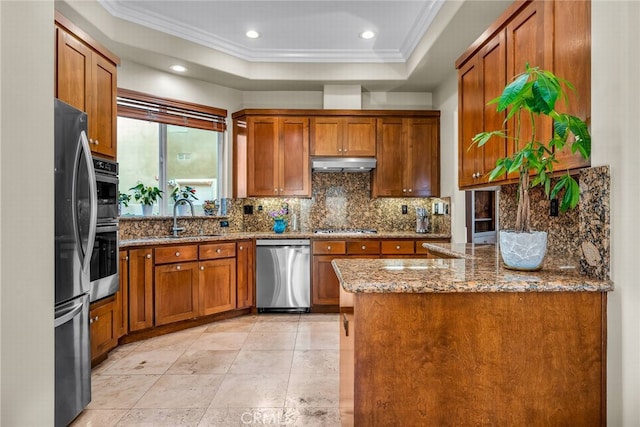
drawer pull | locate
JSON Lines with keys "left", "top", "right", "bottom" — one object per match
{"left": 216, "top": 248, "right": 222, "bottom": 253}
{"left": 176, "top": 265, "right": 181, "bottom": 270}
{"left": 396, "top": 245, "right": 401, "bottom": 250}
{"left": 361, "top": 245, "right": 366, "bottom": 250}
{"left": 146, "top": 254, "right": 151, "bottom": 259}
{"left": 327, "top": 245, "right": 332, "bottom": 250}
{"left": 175, "top": 251, "right": 180, "bottom": 257}
{"left": 200, "top": 266, "right": 205, "bottom": 271}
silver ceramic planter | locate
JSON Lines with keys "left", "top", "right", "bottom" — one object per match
{"left": 499, "top": 230, "right": 548, "bottom": 270}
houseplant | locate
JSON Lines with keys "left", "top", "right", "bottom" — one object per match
{"left": 129, "top": 183, "right": 163, "bottom": 216}
{"left": 472, "top": 64, "right": 591, "bottom": 270}
{"left": 118, "top": 192, "right": 131, "bottom": 216}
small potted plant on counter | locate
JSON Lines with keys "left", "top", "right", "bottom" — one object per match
{"left": 118, "top": 191, "right": 131, "bottom": 216}
{"left": 170, "top": 184, "right": 198, "bottom": 216}
{"left": 129, "top": 182, "right": 163, "bottom": 216}
{"left": 472, "top": 64, "right": 591, "bottom": 270}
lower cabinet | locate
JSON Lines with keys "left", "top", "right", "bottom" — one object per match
{"left": 155, "top": 261, "right": 199, "bottom": 326}
{"left": 89, "top": 296, "right": 117, "bottom": 364}
{"left": 115, "top": 250, "right": 129, "bottom": 339}
{"left": 236, "top": 240, "right": 255, "bottom": 309}
{"left": 128, "top": 248, "right": 154, "bottom": 332}
{"left": 199, "top": 258, "right": 237, "bottom": 316}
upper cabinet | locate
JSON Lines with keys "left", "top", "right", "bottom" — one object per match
{"left": 55, "top": 13, "right": 119, "bottom": 160}
{"left": 373, "top": 116, "right": 440, "bottom": 198}
{"left": 456, "top": 0, "right": 590, "bottom": 190}
{"left": 310, "top": 116, "right": 376, "bottom": 157}
{"left": 238, "top": 114, "right": 311, "bottom": 197}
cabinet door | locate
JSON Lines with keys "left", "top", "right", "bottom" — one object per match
{"left": 343, "top": 118, "right": 376, "bottom": 156}
{"left": 128, "top": 248, "right": 154, "bottom": 331}
{"left": 405, "top": 118, "right": 440, "bottom": 197}
{"left": 199, "top": 258, "right": 237, "bottom": 316}
{"left": 247, "top": 117, "right": 279, "bottom": 196}
{"left": 310, "top": 117, "right": 342, "bottom": 156}
{"left": 155, "top": 262, "right": 199, "bottom": 326}
{"left": 56, "top": 26, "right": 91, "bottom": 114}
{"left": 458, "top": 57, "right": 483, "bottom": 188}
{"left": 90, "top": 297, "right": 117, "bottom": 363}
{"left": 115, "top": 250, "right": 129, "bottom": 339}
{"left": 373, "top": 118, "right": 404, "bottom": 196}
{"left": 312, "top": 255, "right": 341, "bottom": 306}
{"left": 90, "top": 54, "right": 117, "bottom": 158}
{"left": 236, "top": 240, "right": 255, "bottom": 309}
{"left": 550, "top": 0, "right": 591, "bottom": 171}
{"left": 279, "top": 117, "right": 310, "bottom": 196}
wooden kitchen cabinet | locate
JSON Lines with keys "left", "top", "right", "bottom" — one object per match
{"left": 115, "top": 250, "right": 129, "bottom": 339}
{"left": 310, "top": 117, "right": 376, "bottom": 157}
{"left": 456, "top": 0, "right": 590, "bottom": 190}
{"left": 236, "top": 240, "right": 255, "bottom": 309}
{"left": 154, "top": 261, "right": 199, "bottom": 326}
{"left": 89, "top": 295, "right": 117, "bottom": 365}
{"left": 246, "top": 116, "right": 310, "bottom": 197}
{"left": 199, "top": 242, "right": 237, "bottom": 316}
{"left": 128, "top": 248, "right": 154, "bottom": 331}
{"left": 373, "top": 117, "right": 440, "bottom": 197}
{"left": 55, "top": 13, "right": 118, "bottom": 159}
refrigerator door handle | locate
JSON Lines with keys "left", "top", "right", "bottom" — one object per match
{"left": 54, "top": 301, "right": 84, "bottom": 328}
{"left": 72, "top": 130, "right": 98, "bottom": 275}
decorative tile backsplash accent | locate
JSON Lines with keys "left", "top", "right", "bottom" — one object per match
{"left": 498, "top": 166, "right": 610, "bottom": 279}
{"left": 121, "top": 172, "right": 451, "bottom": 239}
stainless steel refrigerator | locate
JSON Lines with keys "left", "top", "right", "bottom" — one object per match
{"left": 54, "top": 99, "right": 95, "bottom": 426}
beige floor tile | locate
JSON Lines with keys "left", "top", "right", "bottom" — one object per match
{"left": 209, "top": 373, "right": 289, "bottom": 408}
{"left": 288, "top": 407, "right": 343, "bottom": 427}
{"left": 251, "top": 321, "right": 300, "bottom": 333}
{"left": 243, "top": 331, "right": 298, "bottom": 350}
{"left": 299, "top": 313, "right": 340, "bottom": 323}
{"left": 102, "top": 350, "right": 184, "bottom": 375}
{"left": 297, "top": 321, "right": 338, "bottom": 334}
{"left": 135, "top": 328, "right": 203, "bottom": 352}
{"left": 295, "top": 331, "right": 339, "bottom": 350}
{"left": 70, "top": 409, "right": 127, "bottom": 427}
{"left": 167, "top": 350, "right": 239, "bottom": 375}
{"left": 255, "top": 313, "right": 301, "bottom": 322}
{"left": 290, "top": 350, "right": 338, "bottom": 376}
{"left": 285, "top": 374, "right": 339, "bottom": 408}
{"left": 134, "top": 374, "right": 224, "bottom": 409}
{"left": 198, "top": 407, "right": 288, "bottom": 427}
{"left": 116, "top": 408, "right": 205, "bottom": 426}
{"left": 88, "top": 375, "right": 160, "bottom": 409}
{"left": 229, "top": 350, "right": 294, "bottom": 374}
{"left": 204, "top": 319, "right": 255, "bottom": 333}
{"left": 188, "top": 332, "right": 249, "bottom": 351}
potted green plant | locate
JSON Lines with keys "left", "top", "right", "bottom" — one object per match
{"left": 170, "top": 185, "right": 198, "bottom": 215}
{"left": 472, "top": 64, "right": 591, "bottom": 270}
{"left": 129, "top": 183, "right": 163, "bottom": 216}
{"left": 118, "top": 191, "right": 131, "bottom": 216}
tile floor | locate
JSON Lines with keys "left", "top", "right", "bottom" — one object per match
{"left": 71, "top": 313, "right": 342, "bottom": 427}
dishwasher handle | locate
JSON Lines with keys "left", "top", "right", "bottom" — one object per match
{"left": 256, "top": 239, "right": 310, "bottom": 246}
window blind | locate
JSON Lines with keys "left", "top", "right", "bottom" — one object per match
{"left": 117, "top": 88, "right": 227, "bottom": 132}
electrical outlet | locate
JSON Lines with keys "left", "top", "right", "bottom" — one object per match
{"left": 550, "top": 199, "right": 559, "bottom": 217}
{"left": 220, "top": 220, "right": 229, "bottom": 228}
{"left": 244, "top": 205, "right": 254, "bottom": 215}
{"left": 401, "top": 205, "right": 408, "bottom": 214}
{"left": 257, "top": 205, "right": 263, "bottom": 212}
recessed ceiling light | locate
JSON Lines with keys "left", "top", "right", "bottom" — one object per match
{"left": 360, "top": 30, "right": 375, "bottom": 40}
{"left": 246, "top": 30, "right": 260, "bottom": 39}
{"left": 170, "top": 64, "right": 187, "bottom": 73}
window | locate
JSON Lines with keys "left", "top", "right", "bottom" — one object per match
{"left": 116, "top": 89, "right": 227, "bottom": 216}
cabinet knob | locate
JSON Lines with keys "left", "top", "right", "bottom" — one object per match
{"left": 216, "top": 248, "right": 221, "bottom": 253}
{"left": 125, "top": 256, "right": 129, "bottom": 261}
{"left": 239, "top": 246, "right": 243, "bottom": 250}
{"left": 146, "top": 254, "right": 151, "bottom": 259}
{"left": 175, "top": 251, "right": 180, "bottom": 257}
{"left": 176, "top": 265, "right": 181, "bottom": 270}
{"left": 361, "top": 245, "right": 366, "bottom": 250}
{"left": 327, "top": 245, "right": 332, "bottom": 250}
{"left": 338, "top": 148, "right": 342, "bottom": 152}
{"left": 396, "top": 245, "right": 401, "bottom": 250}
{"left": 408, "top": 189, "right": 412, "bottom": 193}
{"left": 200, "top": 266, "right": 205, "bottom": 270}
{"left": 403, "top": 189, "right": 407, "bottom": 193}
{"left": 95, "top": 140, "right": 99, "bottom": 145}
{"left": 280, "top": 188, "right": 283, "bottom": 192}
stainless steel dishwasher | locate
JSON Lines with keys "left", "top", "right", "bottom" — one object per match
{"left": 256, "top": 239, "right": 311, "bottom": 312}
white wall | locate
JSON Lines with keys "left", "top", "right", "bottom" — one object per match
{"left": 0, "top": 1, "right": 55, "bottom": 425}
{"left": 591, "top": 1, "right": 640, "bottom": 424}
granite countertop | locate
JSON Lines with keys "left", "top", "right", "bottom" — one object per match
{"left": 332, "top": 243, "right": 614, "bottom": 294}
{"left": 119, "top": 231, "right": 451, "bottom": 248}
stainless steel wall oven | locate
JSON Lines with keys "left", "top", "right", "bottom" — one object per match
{"left": 90, "top": 156, "right": 119, "bottom": 302}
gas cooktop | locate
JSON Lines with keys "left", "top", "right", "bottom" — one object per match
{"left": 313, "top": 229, "right": 378, "bottom": 235}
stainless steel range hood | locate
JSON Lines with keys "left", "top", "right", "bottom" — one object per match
{"left": 311, "top": 157, "right": 377, "bottom": 172}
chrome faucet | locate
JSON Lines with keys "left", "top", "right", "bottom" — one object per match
{"left": 172, "top": 198, "right": 195, "bottom": 237}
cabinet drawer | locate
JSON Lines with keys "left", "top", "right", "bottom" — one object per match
{"left": 346, "top": 240, "right": 380, "bottom": 255}
{"left": 154, "top": 245, "right": 198, "bottom": 264}
{"left": 199, "top": 242, "right": 236, "bottom": 260}
{"left": 313, "top": 241, "right": 346, "bottom": 255}
{"left": 381, "top": 240, "right": 415, "bottom": 255}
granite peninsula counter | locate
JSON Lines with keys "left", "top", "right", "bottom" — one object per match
{"left": 334, "top": 243, "right": 611, "bottom": 426}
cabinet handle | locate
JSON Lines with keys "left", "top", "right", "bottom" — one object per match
{"left": 361, "top": 245, "right": 366, "bottom": 250}
{"left": 327, "top": 245, "right": 332, "bottom": 250}
{"left": 280, "top": 188, "right": 283, "bottom": 192}
{"left": 396, "top": 245, "right": 401, "bottom": 250}
{"left": 176, "top": 265, "right": 181, "bottom": 270}
{"left": 125, "top": 256, "right": 129, "bottom": 261}
{"left": 239, "top": 246, "right": 243, "bottom": 250}
{"left": 408, "top": 189, "right": 412, "bottom": 193}
{"left": 403, "top": 188, "right": 407, "bottom": 193}
{"left": 146, "top": 254, "right": 151, "bottom": 259}
{"left": 338, "top": 148, "right": 342, "bottom": 152}
{"left": 216, "top": 248, "right": 221, "bottom": 253}
{"left": 200, "top": 266, "right": 205, "bottom": 271}
{"left": 175, "top": 251, "right": 180, "bottom": 257}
